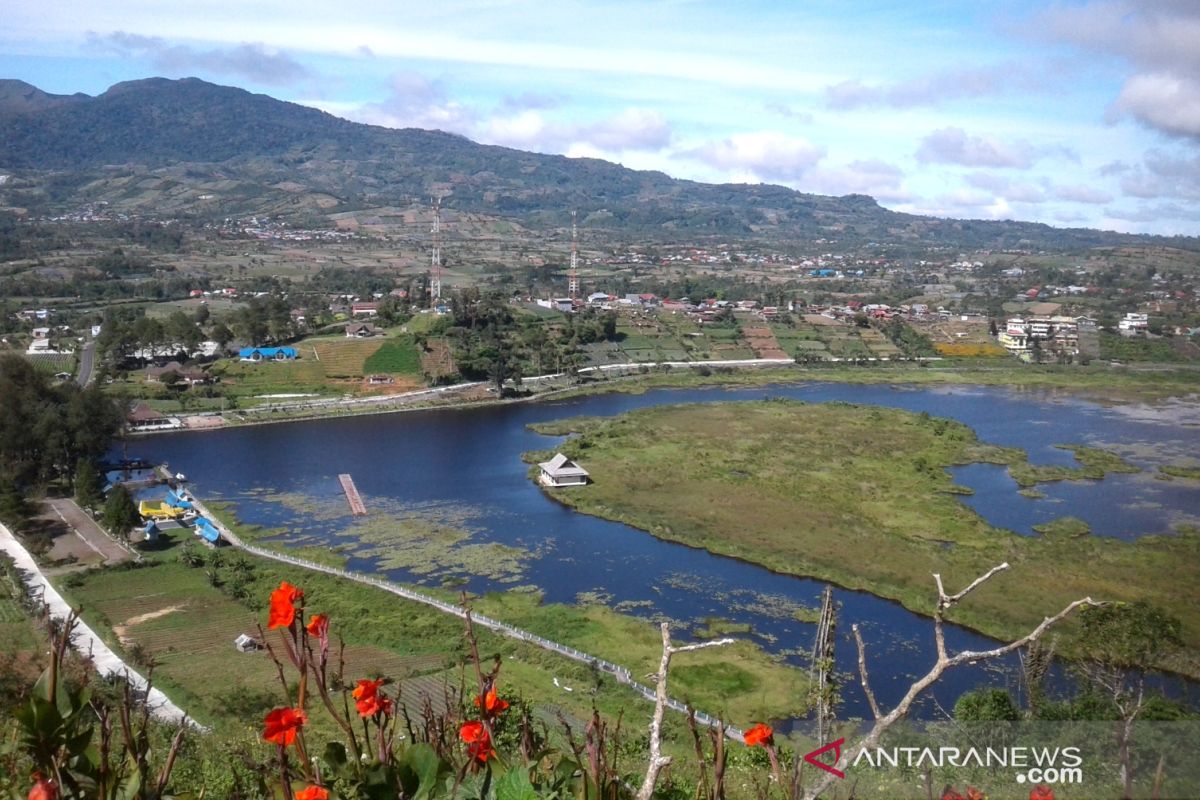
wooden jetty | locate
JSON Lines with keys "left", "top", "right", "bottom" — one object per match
{"left": 338, "top": 474, "right": 367, "bottom": 516}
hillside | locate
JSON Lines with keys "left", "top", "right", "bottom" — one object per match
{"left": 0, "top": 76, "right": 1196, "bottom": 252}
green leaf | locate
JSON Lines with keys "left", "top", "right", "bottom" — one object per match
{"left": 495, "top": 767, "right": 538, "bottom": 800}
{"left": 33, "top": 667, "right": 53, "bottom": 702}
{"left": 321, "top": 740, "right": 349, "bottom": 773}
{"left": 399, "top": 743, "right": 450, "bottom": 800}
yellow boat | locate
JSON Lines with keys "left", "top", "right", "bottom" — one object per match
{"left": 138, "top": 500, "right": 188, "bottom": 520}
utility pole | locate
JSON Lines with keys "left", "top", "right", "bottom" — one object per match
{"left": 568, "top": 210, "right": 579, "bottom": 300}
{"left": 429, "top": 197, "right": 442, "bottom": 308}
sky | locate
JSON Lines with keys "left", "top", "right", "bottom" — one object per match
{"left": 2, "top": 1, "right": 1199, "bottom": 237}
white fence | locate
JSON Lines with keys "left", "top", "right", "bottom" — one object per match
{"left": 191, "top": 496, "right": 742, "bottom": 740}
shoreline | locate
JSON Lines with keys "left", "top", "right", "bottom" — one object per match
{"left": 134, "top": 361, "right": 1200, "bottom": 437}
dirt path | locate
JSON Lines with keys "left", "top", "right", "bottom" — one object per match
{"left": 44, "top": 498, "right": 135, "bottom": 565}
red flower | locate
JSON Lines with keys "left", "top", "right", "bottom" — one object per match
{"left": 966, "top": 788, "right": 986, "bottom": 800}
{"left": 474, "top": 685, "right": 509, "bottom": 717}
{"left": 305, "top": 613, "right": 329, "bottom": 638}
{"left": 352, "top": 678, "right": 391, "bottom": 717}
{"left": 460, "top": 720, "right": 495, "bottom": 763}
{"left": 295, "top": 786, "right": 329, "bottom": 800}
{"left": 742, "top": 723, "right": 774, "bottom": 747}
{"left": 27, "top": 774, "right": 57, "bottom": 800}
{"left": 262, "top": 706, "right": 307, "bottom": 746}
{"left": 1028, "top": 786, "right": 1054, "bottom": 800}
{"left": 941, "top": 789, "right": 965, "bottom": 800}
{"left": 268, "top": 581, "right": 303, "bottom": 630}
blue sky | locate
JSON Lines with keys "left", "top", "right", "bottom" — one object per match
{"left": 3, "top": 1, "right": 1199, "bottom": 236}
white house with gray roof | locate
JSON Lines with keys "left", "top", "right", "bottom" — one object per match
{"left": 538, "top": 453, "right": 590, "bottom": 487}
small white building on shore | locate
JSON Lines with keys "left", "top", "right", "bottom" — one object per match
{"left": 538, "top": 453, "right": 590, "bottom": 487}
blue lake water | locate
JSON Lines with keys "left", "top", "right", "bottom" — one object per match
{"left": 128, "top": 382, "right": 1200, "bottom": 721}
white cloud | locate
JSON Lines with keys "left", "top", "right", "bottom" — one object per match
{"left": 916, "top": 127, "right": 1042, "bottom": 169}
{"left": 804, "top": 159, "right": 909, "bottom": 201}
{"left": 1109, "top": 72, "right": 1200, "bottom": 139}
{"left": 684, "top": 132, "right": 825, "bottom": 183}
{"left": 1037, "top": 1, "right": 1200, "bottom": 140}
{"left": 85, "top": 31, "right": 311, "bottom": 86}
{"left": 1052, "top": 184, "right": 1114, "bottom": 204}
{"left": 823, "top": 62, "right": 1048, "bottom": 110}
{"left": 1117, "top": 149, "right": 1200, "bottom": 200}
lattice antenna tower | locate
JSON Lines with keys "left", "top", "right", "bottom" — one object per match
{"left": 568, "top": 210, "right": 579, "bottom": 299}
{"left": 430, "top": 197, "right": 442, "bottom": 306}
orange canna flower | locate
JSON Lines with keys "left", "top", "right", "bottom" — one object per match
{"left": 295, "top": 786, "right": 329, "bottom": 800}
{"left": 474, "top": 685, "right": 510, "bottom": 717}
{"left": 27, "top": 773, "right": 57, "bottom": 800}
{"left": 742, "top": 722, "right": 773, "bottom": 747}
{"left": 352, "top": 678, "right": 391, "bottom": 717}
{"left": 941, "top": 789, "right": 965, "bottom": 800}
{"left": 460, "top": 720, "right": 495, "bottom": 763}
{"left": 262, "top": 706, "right": 307, "bottom": 746}
{"left": 268, "top": 581, "right": 303, "bottom": 630}
{"left": 966, "top": 788, "right": 986, "bottom": 800}
{"left": 1028, "top": 786, "right": 1054, "bottom": 800}
{"left": 306, "top": 613, "right": 329, "bottom": 638}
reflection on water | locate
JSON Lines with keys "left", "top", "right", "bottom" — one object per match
{"left": 128, "top": 382, "right": 1200, "bottom": 718}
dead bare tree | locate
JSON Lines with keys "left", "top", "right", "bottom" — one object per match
{"left": 635, "top": 623, "right": 735, "bottom": 800}
{"left": 803, "top": 562, "right": 1097, "bottom": 800}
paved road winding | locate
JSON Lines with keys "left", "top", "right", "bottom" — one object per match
{"left": 0, "top": 521, "right": 202, "bottom": 730}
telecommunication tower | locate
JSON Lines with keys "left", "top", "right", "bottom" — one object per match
{"left": 429, "top": 197, "right": 442, "bottom": 306}
{"left": 568, "top": 210, "right": 579, "bottom": 299}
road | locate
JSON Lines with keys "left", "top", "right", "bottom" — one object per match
{"left": 45, "top": 497, "right": 135, "bottom": 565}
{"left": 75, "top": 340, "right": 96, "bottom": 387}
{"left": 0, "top": 521, "right": 201, "bottom": 728}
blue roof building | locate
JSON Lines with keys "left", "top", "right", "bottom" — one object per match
{"left": 239, "top": 346, "right": 298, "bottom": 362}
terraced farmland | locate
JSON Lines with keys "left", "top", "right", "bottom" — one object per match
{"left": 311, "top": 337, "right": 386, "bottom": 377}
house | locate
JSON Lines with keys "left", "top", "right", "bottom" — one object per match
{"left": 126, "top": 403, "right": 182, "bottom": 431}
{"left": 238, "top": 347, "right": 298, "bottom": 362}
{"left": 350, "top": 302, "right": 380, "bottom": 317}
{"left": 146, "top": 361, "right": 210, "bottom": 385}
{"left": 538, "top": 453, "right": 590, "bottom": 487}
{"left": 1118, "top": 313, "right": 1149, "bottom": 335}
{"left": 234, "top": 634, "right": 260, "bottom": 653}
{"left": 345, "top": 322, "right": 380, "bottom": 338}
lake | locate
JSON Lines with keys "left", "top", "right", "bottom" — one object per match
{"left": 128, "top": 381, "right": 1200, "bottom": 721}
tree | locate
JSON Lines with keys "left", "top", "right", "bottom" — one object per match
{"left": 74, "top": 459, "right": 104, "bottom": 510}
{"left": 103, "top": 485, "right": 140, "bottom": 540}
{"left": 1076, "top": 602, "right": 1184, "bottom": 799}
{"left": 954, "top": 687, "right": 1020, "bottom": 721}
{"left": 210, "top": 322, "right": 233, "bottom": 351}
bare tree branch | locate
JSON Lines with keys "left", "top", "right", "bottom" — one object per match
{"left": 671, "top": 638, "right": 735, "bottom": 654}
{"left": 851, "top": 624, "right": 881, "bottom": 720}
{"left": 934, "top": 562, "right": 1009, "bottom": 609}
{"left": 636, "top": 623, "right": 675, "bottom": 800}
{"left": 636, "top": 623, "right": 734, "bottom": 800}
{"left": 801, "top": 563, "right": 1096, "bottom": 800}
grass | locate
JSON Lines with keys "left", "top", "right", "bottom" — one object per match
{"left": 363, "top": 337, "right": 423, "bottom": 375}
{"left": 528, "top": 400, "right": 1200, "bottom": 677}
{"left": 1160, "top": 464, "right": 1200, "bottom": 480}
{"left": 51, "top": 525, "right": 812, "bottom": 737}
{"left": 559, "top": 361, "right": 1200, "bottom": 403}
{"left": 310, "top": 337, "right": 385, "bottom": 377}
{"left": 1007, "top": 445, "right": 1140, "bottom": 488}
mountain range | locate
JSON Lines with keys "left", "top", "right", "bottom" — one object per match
{"left": 0, "top": 76, "right": 1194, "bottom": 252}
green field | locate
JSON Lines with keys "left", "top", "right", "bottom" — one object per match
{"left": 54, "top": 528, "right": 812, "bottom": 736}
{"left": 363, "top": 336, "right": 422, "bottom": 374}
{"left": 530, "top": 401, "right": 1200, "bottom": 677}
